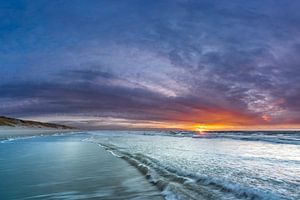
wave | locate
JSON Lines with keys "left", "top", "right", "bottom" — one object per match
{"left": 166, "top": 131, "right": 300, "bottom": 145}
{"left": 95, "top": 142, "right": 286, "bottom": 200}
{"left": 97, "top": 144, "right": 122, "bottom": 158}
{"left": 0, "top": 135, "right": 38, "bottom": 143}
{"left": 94, "top": 130, "right": 300, "bottom": 145}
{"left": 193, "top": 134, "right": 300, "bottom": 145}
{"left": 0, "top": 131, "right": 79, "bottom": 144}
{"left": 222, "top": 135, "right": 300, "bottom": 145}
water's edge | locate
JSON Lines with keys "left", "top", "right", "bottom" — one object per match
{"left": 92, "top": 141, "right": 286, "bottom": 200}
{"left": 1, "top": 132, "right": 297, "bottom": 200}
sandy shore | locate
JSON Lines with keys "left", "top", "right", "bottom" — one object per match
{"left": 0, "top": 132, "right": 164, "bottom": 199}
{"left": 0, "top": 126, "right": 76, "bottom": 139}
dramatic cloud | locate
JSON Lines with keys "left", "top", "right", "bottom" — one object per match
{"left": 1, "top": 0, "right": 300, "bottom": 130}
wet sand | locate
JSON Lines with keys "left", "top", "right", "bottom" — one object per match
{"left": 0, "top": 126, "right": 76, "bottom": 139}
{"left": 0, "top": 134, "right": 164, "bottom": 199}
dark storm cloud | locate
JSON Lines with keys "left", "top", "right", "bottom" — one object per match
{"left": 1, "top": 0, "right": 300, "bottom": 128}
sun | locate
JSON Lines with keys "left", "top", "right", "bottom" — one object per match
{"left": 197, "top": 128, "right": 206, "bottom": 135}
{"left": 194, "top": 125, "right": 207, "bottom": 134}
{"left": 197, "top": 128, "right": 206, "bottom": 132}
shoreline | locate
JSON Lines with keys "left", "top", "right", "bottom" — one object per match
{"left": 0, "top": 133, "right": 164, "bottom": 199}
{"left": 0, "top": 126, "right": 78, "bottom": 139}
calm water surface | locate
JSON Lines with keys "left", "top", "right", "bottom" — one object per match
{"left": 0, "top": 134, "right": 163, "bottom": 200}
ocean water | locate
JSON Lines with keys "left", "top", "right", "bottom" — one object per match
{"left": 0, "top": 131, "right": 299, "bottom": 200}
{"left": 0, "top": 134, "right": 163, "bottom": 200}
{"left": 85, "top": 131, "right": 300, "bottom": 200}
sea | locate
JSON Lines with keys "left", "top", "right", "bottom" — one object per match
{"left": 0, "top": 131, "right": 299, "bottom": 200}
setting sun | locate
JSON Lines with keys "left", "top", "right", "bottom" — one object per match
{"left": 193, "top": 125, "right": 207, "bottom": 134}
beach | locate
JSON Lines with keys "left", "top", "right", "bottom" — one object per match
{"left": 0, "top": 132, "right": 163, "bottom": 200}
{"left": 0, "top": 130, "right": 299, "bottom": 200}
{"left": 0, "top": 126, "right": 75, "bottom": 139}
{"left": 2, "top": 1, "right": 300, "bottom": 199}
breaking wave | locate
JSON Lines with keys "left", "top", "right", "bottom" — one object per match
{"left": 166, "top": 131, "right": 300, "bottom": 145}
{"left": 96, "top": 143, "right": 286, "bottom": 200}
{"left": 0, "top": 135, "right": 38, "bottom": 143}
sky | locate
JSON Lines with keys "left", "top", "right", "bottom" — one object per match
{"left": 1, "top": 0, "right": 300, "bottom": 130}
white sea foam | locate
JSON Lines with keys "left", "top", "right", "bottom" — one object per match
{"left": 0, "top": 135, "right": 37, "bottom": 143}
{"left": 86, "top": 131, "right": 300, "bottom": 200}
{"left": 98, "top": 143, "right": 288, "bottom": 200}
{"left": 107, "top": 150, "right": 122, "bottom": 158}
{"left": 169, "top": 131, "right": 300, "bottom": 145}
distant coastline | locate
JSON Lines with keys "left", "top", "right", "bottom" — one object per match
{"left": 0, "top": 116, "right": 76, "bottom": 139}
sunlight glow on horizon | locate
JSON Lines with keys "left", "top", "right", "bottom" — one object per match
{"left": 22, "top": 115, "right": 300, "bottom": 131}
